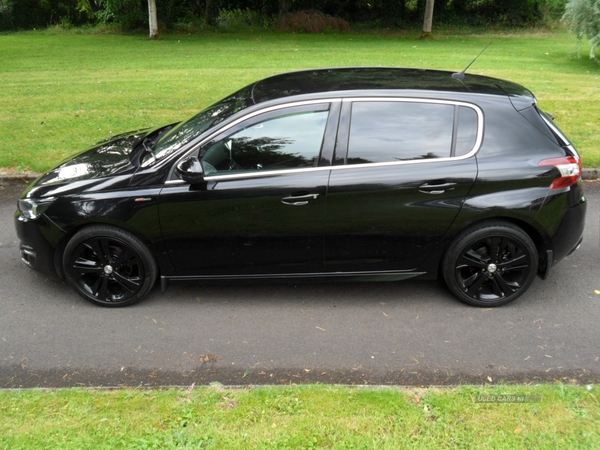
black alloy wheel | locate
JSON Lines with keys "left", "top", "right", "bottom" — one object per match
{"left": 443, "top": 222, "right": 538, "bottom": 307}
{"left": 63, "top": 225, "right": 157, "bottom": 307}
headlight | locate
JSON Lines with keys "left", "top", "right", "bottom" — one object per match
{"left": 17, "top": 197, "right": 55, "bottom": 221}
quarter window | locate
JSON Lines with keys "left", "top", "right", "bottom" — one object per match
{"left": 200, "top": 110, "right": 329, "bottom": 175}
{"left": 455, "top": 106, "right": 478, "bottom": 157}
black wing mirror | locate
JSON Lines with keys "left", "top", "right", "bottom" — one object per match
{"left": 176, "top": 156, "right": 204, "bottom": 184}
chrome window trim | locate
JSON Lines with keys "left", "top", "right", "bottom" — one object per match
{"left": 540, "top": 114, "right": 571, "bottom": 147}
{"left": 165, "top": 97, "right": 484, "bottom": 185}
{"left": 165, "top": 165, "right": 333, "bottom": 184}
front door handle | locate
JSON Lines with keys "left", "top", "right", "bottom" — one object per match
{"left": 281, "top": 193, "right": 320, "bottom": 206}
{"left": 418, "top": 182, "right": 457, "bottom": 194}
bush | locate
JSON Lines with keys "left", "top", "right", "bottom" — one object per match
{"left": 563, "top": 0, "right": 600, "bottom": 60}
{"left": 0, "top": 0, "right": 95, "bottom": 30}
{"left": 218, "top": 8, "right": 274, "bottom": 29}
{"left": 95, "top": 0, "right": 146, "bottom": 30}
{"left": 280, "top": 10, "right": 350, "bottom": 33}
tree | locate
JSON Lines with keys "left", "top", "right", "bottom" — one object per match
{"left": 278, "top": 0, "right": 292, "bottom": 26}
{"left": 422, "top": 0, "right": 435, "bottom": 38}
{"left": 147, "top": 0, "right": 158, "bottom": 39}
{"left": 563, "top": 0, "right": 600, "bottom": 60}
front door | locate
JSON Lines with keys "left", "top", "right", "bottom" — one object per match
{"left": 158, "top": 103, "right": 336, "bottom": 276}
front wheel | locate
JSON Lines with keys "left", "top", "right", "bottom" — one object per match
{"left": 63, "top": 225, "right": 157, "bottom": 307}
{"left": 443, "top": 222, "right": 538, "bottom": 307}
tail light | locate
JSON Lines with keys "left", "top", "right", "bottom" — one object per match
{"left": 539, "top": 156, "right": 582, "bottom": 190}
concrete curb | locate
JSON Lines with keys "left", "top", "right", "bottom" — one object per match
{"left": 583, "top": 168, "right": 599, "bottom": 180}
{"left": 0, "top": 174, "right": 39, "bottom": 187}
{"left": 1, "top": 169, "right": 599, "bottom": 188}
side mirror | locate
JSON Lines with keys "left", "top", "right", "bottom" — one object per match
{"left": 176, "top": 156, "right": 204, "bottom": 184}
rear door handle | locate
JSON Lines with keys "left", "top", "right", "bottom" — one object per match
{"left": 418, "top": 182, "right": 457, "bottom": 194}
{"left": 281, "top": 193, "right": 320, "bottom": 206}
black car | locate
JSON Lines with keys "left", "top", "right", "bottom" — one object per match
{"left": 15, "top": 67, "right": 586, "bottom": 308}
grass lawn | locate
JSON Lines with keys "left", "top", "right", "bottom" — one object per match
{"left": 1, "top": 29, "right": 598, "bottom": 449}
{"left": 1, "top": 384, "right": 598, "bottom": 449}
{"left": 0, "top": 28, "right": 599, "bottom": 172}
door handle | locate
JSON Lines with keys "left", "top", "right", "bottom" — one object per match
{"left": 281, "top": 193, "right": 320, "bottom": 206}
{"left": 418, "top": 182, "right": 457, "bottom": 194}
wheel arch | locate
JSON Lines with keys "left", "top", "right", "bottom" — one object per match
{"left": 437, "top": 216, "right": 550, "bottom": 279}
{"left": 60, "top": 223, "right": 160, "bottom": 307}
{"left": 52, "top": 221, "right": 163, "bottom": 280}
{"left": 440, "top": 217, "right": 542, "bottom": 307}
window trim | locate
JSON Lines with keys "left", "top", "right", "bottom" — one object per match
{"left": 540, "top": 112, "right": 571, "bottom": 147}
{"left": 165, "top": 97, "right": 484, "bottom": 185}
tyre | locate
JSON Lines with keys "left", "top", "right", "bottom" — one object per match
{"left": 63, "top": 225, "right": 158, "bottom": 307}
{"left": 442, "top": 221, "right": 538, "bottom": 307}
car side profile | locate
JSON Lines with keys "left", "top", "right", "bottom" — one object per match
{"left": 15, "top": 67, "right": 586, "bottom": 307}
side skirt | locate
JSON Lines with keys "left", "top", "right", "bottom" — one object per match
{"left": 160, "top": 270, "right": 426, "bottom": 292}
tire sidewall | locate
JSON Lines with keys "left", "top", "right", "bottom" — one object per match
{"left": 63, "top": 225, "right": 158, "bottom": 307}
{"left": 443, "top": 222, "right": 539, "bottom": 307}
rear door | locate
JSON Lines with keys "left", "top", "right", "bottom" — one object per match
{"left": 324, "top": 99, "right": 480, "bottom": 272}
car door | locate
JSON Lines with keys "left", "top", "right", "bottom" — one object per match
{"left": 158, "top": 102, "right": 339, "bottom": 277}
{"left": 324, "top": 99, "right": 480, "bottom": 272}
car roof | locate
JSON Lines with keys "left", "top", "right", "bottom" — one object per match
{"left": 250, "top": 67, "right": 534, "bottom": 105}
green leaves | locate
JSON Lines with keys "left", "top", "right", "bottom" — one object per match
{"left": 563, "top": 0, "right": 600, "bottom": 60}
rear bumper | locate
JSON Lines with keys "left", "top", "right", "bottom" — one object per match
{"left": 548, "top": 188, "right": 587, "bottom": 265}
{"left": 567, "top": 234, "right": 584, "bottom": 256}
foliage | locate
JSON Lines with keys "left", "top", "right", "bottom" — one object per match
{"left": 563, "top": 0, "right": 600, "bottom": 59}
{"left": 218, "top": 7, "right": 274, "bottom": 29}
{"left": 0, "top": 0, "right": 572, "bottom": 31}
{"left": 280, "top": 10, "right": 351, "bottom": 33}
{"left": 0, "top": 0, "right": 95, "bottom": 30}
{"left": 95, "top": 0, "right": 146, "bottom": 29}
{"left": 539, "top": 0, "right": 570, "bottom": 19}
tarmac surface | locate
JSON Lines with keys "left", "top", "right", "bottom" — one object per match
{"left": 1, "top": 179, "right": 599, "bottom": 388}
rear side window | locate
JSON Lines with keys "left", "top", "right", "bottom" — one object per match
{"left": 346, "top": 101, "right": 479, "bottom": 164}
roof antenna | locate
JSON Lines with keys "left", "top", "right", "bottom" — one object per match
{"left": 452, "top": 42, "right": 492, "bottom": 81}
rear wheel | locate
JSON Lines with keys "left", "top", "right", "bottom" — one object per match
{"left": 63, "top": 225, "right": 157, "bottom": 307}
{"left": 443, "top": 222, "right": 538, "bottom": 307}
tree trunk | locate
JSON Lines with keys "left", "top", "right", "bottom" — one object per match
{"left": 422, "top": 0, "right": 435, "bottom": 39}
{"left": 148, "top": 0, "right": 159, "bottom": 39}
{"left": 278, "top": 0, "right": 291, "bottom": 27}
{"left": 423, "top": 0, "right": 434, "bottom": 33}
{"left": 205, "top": 0, "right": 220, "bottom": 26}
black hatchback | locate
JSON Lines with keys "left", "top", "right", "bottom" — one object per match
{"left": 15, "top": 67, "right": 586, "bottom": 307}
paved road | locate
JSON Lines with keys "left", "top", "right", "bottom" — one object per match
{"left": 1, "top": 181, "right": 598, "bottom": 388}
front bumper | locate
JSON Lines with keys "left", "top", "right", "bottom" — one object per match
{"left": 14, "top": 213, "right": 65, "bottom": 278}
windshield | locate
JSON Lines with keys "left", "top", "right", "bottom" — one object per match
{"left": 149, "top": 85, "right": 254, "bottom": 163}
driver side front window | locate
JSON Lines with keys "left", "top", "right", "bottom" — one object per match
{"left": 200, "top": 110, "right": 329, "bottom": 176}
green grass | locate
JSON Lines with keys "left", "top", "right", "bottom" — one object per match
{"left": 0, "top": 384, "right": 598, "bottom": 449}
{"left": 0, "top": 29, "right": 599, "bottom": 172}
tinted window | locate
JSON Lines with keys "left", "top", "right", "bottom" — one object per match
{"left": 455, "top": 106, "right": 478, "bottom": 156}
{"left": 201, "top": 110, "right": 329, "bottom": 175}
{"left": 347, "top": 101, "right": 455, "bottom": 164}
